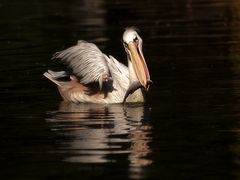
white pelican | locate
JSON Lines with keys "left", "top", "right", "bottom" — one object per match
{"left": 44, "top": 28, "right": 152, "bottom": 104}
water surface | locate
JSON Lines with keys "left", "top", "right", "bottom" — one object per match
{"left": 1, "top": 0, "right": 240, "bottom": 179}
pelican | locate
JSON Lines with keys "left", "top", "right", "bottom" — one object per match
{"left": 44, "top": 28, "right": 152, "bottom": 104}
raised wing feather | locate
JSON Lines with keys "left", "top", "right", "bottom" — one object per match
{"left": 52, "top": 40, "right": 110, "bottom": 85}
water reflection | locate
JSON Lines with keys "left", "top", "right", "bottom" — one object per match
{"left": 46, "top": 102, "right": 152, "bottom": 168}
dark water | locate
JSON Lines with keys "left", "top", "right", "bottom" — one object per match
{"left": 1, "top": 0, "right": 240, "bottom": 179}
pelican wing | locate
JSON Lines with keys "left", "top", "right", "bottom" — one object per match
{"left": 105, "top": 55, "right": 129, "bottom": 90}
{"left": 52, "top": 40, "right": 110, "bottom": 85}
{"left": 103, "top": 55, "right": 129, "bottom": 101}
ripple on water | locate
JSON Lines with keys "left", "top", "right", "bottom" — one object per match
{"left": 46, "top": 102, "right": 153, "bottom": 166}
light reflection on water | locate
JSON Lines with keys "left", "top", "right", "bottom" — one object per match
{"left": 46, "top": 102, "right": 152, "bottom": 168}
{"left": 2, "top": 0, "right": 240, "bottom": 179}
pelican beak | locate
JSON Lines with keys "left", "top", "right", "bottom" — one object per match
{"left": 128, "top": 41, "right": 151, "bottom": 91}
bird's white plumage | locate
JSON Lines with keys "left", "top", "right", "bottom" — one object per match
{"left": 104, "top": 55, "right": 129, "bottom": 103}
{"left": 44, "top": 28, "right": 150, "bottom": 104}
{"left": 123, "top": 28, "right": 141, "bottom": 43}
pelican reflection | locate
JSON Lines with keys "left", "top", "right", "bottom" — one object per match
{"left": 46, "top": 102, "right": 153, "bottom": 167}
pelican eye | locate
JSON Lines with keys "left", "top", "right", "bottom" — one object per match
{"left": 123, "top": 41, "right": 129, "bottom": 49}
{"left": 133, "top": 36, "right": 138, "bottom": 42}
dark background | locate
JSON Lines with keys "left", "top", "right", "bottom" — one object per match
{"left": 1, "top": 0, "right": 240, "bottom": 179}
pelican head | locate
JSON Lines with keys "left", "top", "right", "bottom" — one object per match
{"left": 123, "top": 28, "right": 151, "bottom": 91}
